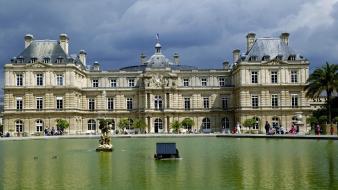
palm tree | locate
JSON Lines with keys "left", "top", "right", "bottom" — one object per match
{"left": 305, "top": 62, "right": 338, "bottom": 126}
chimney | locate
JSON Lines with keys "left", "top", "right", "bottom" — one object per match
{"left": 59, "top": 33, "right": 69, "bottom": 54}
{"left": 232, "top": 49, "right": 240, "bottom": 63}
{"left": 246, "top": 32, "right": 256, "bottom": 53}
{"left": 79, "top": 50, "right": 87, "bottom": 66}
{"left": 140, "top": 53, "right": 146, "bottom": 65}
{"left": 173, "top": 53, "right": 180, "bottom": 64}
{"left": 24, "top": 34, "right": 34, "bottom": 48}
{"left": 223, "top": 60, "right": 229, "bottom": 69}
{"left": 280, "top": 32, "right": 289, "bottom": 45}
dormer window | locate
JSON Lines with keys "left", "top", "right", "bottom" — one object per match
{"left": 288, "top": 55, "right": 296, "bottom": 61}
{"left": 43, "top": 57, "right": 50, "bottom": 63}
{"left": 31, "top": 58, "right": 37, "bottom": 63}
{"left": 276, "top": 55, "right": 283, "bottom": 60}
{"left": 17, "top": 57, "right": 24, "bottom": 63}
{"left": 56, "top": 57, "right": 63, "bottom": 64}
{"left": 249, "top": 56, "right": 257, "bottom": 62}
{"left": 262, "top": 55, "right": 270, "bottom": 61}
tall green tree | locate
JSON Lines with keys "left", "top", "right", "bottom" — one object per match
{"left": 170, "top": 120, "right": 181, "bottom": 134}
{"left": 56, "top": 119, "right": 69, "bottom": 133}
{"left": 133, "top": 119, "right": 146, "bottom": 133}
{"left": 243, "top": 118, "right": 256, "bottom": 132}
{"left": 181, "top": 118, "right": 194, "bottom": 130}
{"left": 305, "top": 62, "right": 338, "bottom": 126}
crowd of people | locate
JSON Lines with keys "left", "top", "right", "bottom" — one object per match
{"left": 44, "top": 127, "right": 64, "bottom": 136}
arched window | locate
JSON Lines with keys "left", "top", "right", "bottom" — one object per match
{"left": 202, "top": 118, "right": 211, "bottom": 129}
{"left": 221, "top": 117, "right": 230, "bottom": 129}
{"left": 154, "top": 118, "right": 163, "bottom": 130}
{"left": 36, "top": 119, "right": 44, "bottom": 132}
{"left": 253, "top": 117, "right": 260, "bottom": 130}
{"left": 126, "top": 118, "right": 133, "bottom": 130}
{"left": 154, "top": 96, "right": 163, "bottom": 110}
{"left": 15, "top": 120, "right": 24, "bottom": 132}
{"left": 88, "top": 119, "right": 96, "bottom": 131}
{"left": 111, "top": 119, "right": 115, "bottom": 130}
{"left": 272, "top": 117, "right": 280, "bottom": 128}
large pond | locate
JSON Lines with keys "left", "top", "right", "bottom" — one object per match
{"left": 0, "top": 137, "right": 337, "bottom": 190}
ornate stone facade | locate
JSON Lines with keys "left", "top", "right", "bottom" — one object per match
{"left": 3, "top": 33, "right": 316, "bottom": 135}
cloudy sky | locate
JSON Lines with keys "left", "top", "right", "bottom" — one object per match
{"left": 0, "top": 0, "right": 338, "bottom": 80}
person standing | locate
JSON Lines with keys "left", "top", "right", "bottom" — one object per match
{"left": 236, "top": 122, "right": 241, "bottom": 134}
{"left": 265, "top": 121, "right": 270, "bottom": 135}
{"left": 315, "top": 124, "right": 320, "bottom": 135}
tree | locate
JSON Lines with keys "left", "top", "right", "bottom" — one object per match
{"left": 118, "top": 118, "right": 130, "bottom": 130}
{"left": 181, "top": 118, "right": 194, "bottom": 130}
{"left": 305, "top": 62, "right": 338, "bottom": 127}
{"left": 56, "top": 119, "right": 69, "bottom": 133}
{"left": 170, "top": 120, "right": 181, "bottom": 134}
{"left": 306, "top": 116, "right": 318, "bottom": 129}
{"left": 133, "top": 119, "right": 146, "bottom": 133}
{"left": 243, "top": 118, "right": 256, "bottom": 132}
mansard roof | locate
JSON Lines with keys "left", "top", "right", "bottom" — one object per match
{"left": 15, "top": 40, "right": 82, "bottom": 64}
{"left": 243, "top": 38, "right": 305, "bottom": 62}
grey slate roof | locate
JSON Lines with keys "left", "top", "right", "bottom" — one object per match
{"left": 119, "top": 64, "right": 197, "bottom": 71}
{"left": 243, "top": 38, "right": 304, "bottom": 62}
{"left": 15, "top": 40, "right": 81, "bottom": 64}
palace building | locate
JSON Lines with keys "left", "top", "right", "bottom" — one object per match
{"left": 3, "top": 33, "right": 314, "bottom": 135}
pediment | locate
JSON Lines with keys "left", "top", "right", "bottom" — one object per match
{"left": 262, "top": 59, "right": 288, "bottom": 65}
{"left": 25, "top": 62, "right": 51, "bottom": 68}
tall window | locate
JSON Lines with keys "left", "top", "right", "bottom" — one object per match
{"left": 222, "top": 97, "right": 228, "bottom": 110}
{"left": 272, "top": 117, "right": 280, "bottom": 128}
{"left": 221, "top": 117, "right": 230, "bottom": 129}
{"left": 31, "top": 58, "right": 37, "bottom": 63}
{"left": 201, "top": 78, "right": 207, "bottom": 86}
{"left": 36, "top": 120, "right": 43, "bottom": 132}
{"left": 183, "top": 79, "right": 189, "bottom": 87}
{"left": 16, "top": 97, "right": 23, "bottom": 111}
{"left": 15, "top": 120, "right": 24, "bottom": 132}
{"left": 126, "top": 98, "right": 133, "bottom": 110}
{"left": 184, "top": 97, "right": 190, "bottom": 110}
{"left": 251, "top": 95, "right": 258, "bottom": 109}
{"left": 253, "top": 117, "right": 260, "bottom": 130}
{"left": 128, "top": 79, "right": 135, "bottom": 87}
{"left": 154, "top": 118, "right": 163, "bottom": 131}
{"left": 291, "top": 70, "right": 298, "bottom": 83}
{"left": 219, "top": 77, "right": 225, "bottom": 87}
{"left": 92, "top": 79, "right": 99, "bottom": 87}
{"left": 271, "top": 71, "right": 278, "bottom": 84}
{"left": 56, "top": 97, "right": 63, "bottom": 110}
{"left": 110, "top": 79, "right": 117, "bottom": 87}
{"left": 271, "top": 94, "right": 279, "bottom": 108}
{"left": 251, "top": 71, "right": 258, "bottom": 84}
{"left": 16, "top": 74, "right": 23, "bottom": 86}
{"left": 203, "top": 97, "right": 209, "bottom": 109}
{"left": 88, "top": 119, "right": 96, "bottom": 131}
{"left": 56, "top": 74, "right": 64, "bottom": 86}
{"left": 36, "top": 73, "right": 43, "bottom": 86}
{"left": 36, "top": 97, "right": 43, "bottom": 110}
{"left": 56, "top": 57, "right": 63, "bottom": 64}
{"left": 88, "top": 98, "right": 95, "bottom": 111}
{"left": 291, "top": 94, "right": 299, "bottom": 108}
{"left": 202, "top": 118, "right": 211, "bottom": 129}
{"left": 154, "top": 96, "right": 163, "bottom": 110}
{"left": 107, "top": 98, "right": 114, "bottom": 110}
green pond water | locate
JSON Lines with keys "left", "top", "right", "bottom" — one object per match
{"left": 0, "top": 137, "right": 337, "bottom": 190}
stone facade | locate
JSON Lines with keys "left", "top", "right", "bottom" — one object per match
{"left": 3, "top": 33, "right": 316, "bottom": 135}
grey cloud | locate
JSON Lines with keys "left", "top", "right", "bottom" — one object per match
{"left": 0, "top": 0, "right": 337, "bottom": 73}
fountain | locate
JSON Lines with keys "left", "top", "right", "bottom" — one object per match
{"left": 96, "top": 120, "right": 113, "bottom": 152}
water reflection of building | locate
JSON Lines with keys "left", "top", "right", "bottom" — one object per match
{"left": 3, "top": 33, "right": 318, "bottom": 134}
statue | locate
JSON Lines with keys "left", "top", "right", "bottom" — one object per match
{"left": 96, "top": 119, "right": 113, "bottom": 152}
